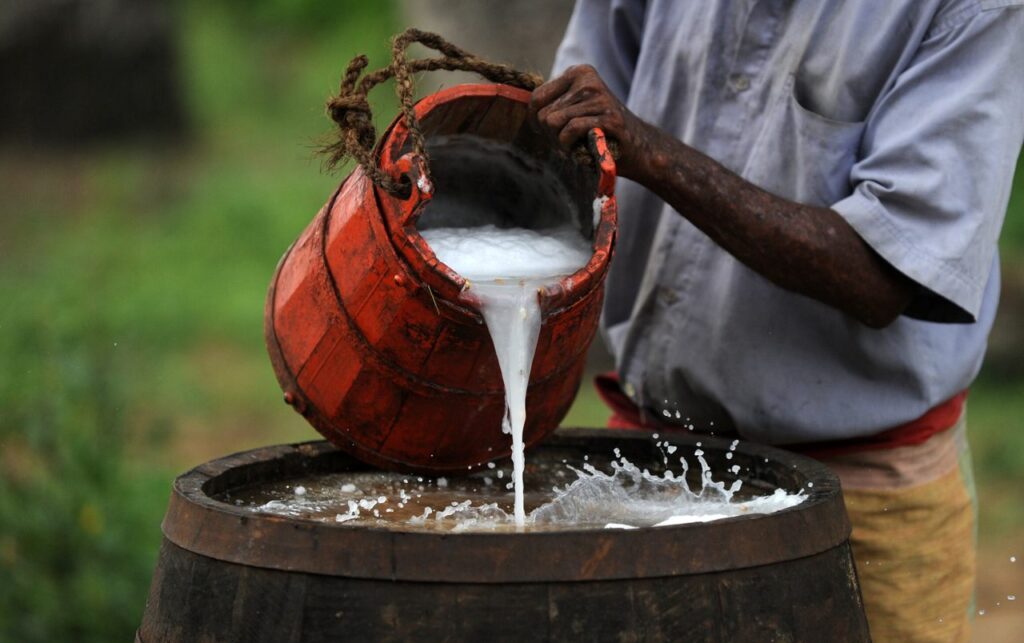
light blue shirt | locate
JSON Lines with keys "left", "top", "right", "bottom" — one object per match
{"left": 553, "top": 0, "right": 1024, "bottom": 443}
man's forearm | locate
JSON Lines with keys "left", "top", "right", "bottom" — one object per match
{"left": 531, "top": 64, "right": 915, "bottom": 327}
{"left": 630, "top": 121, "right": 914, "bottom": 328}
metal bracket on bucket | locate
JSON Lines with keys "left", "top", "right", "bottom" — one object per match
{"left": 388, "top": 152, "right": 434, "bottom": 228}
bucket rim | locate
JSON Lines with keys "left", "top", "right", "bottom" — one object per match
{"left": 373, "top": 83, "right": 618, "bottom": 318}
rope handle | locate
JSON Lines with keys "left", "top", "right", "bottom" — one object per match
{"left": 322, "top": 28, "right": 613, "bottom": 196}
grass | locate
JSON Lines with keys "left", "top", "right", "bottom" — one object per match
{"left": 0, "top": 2, "right": 401, "bottom": 640}
{"left": 0, "top": 2, "right": 1022, "bottom": 640}
{"left": 965, "top": 375, "right": 1024, "bottom": 537}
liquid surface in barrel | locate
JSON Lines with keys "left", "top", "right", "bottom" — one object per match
{"left": 222, "top": 439, "right": 806, "bottom": 532}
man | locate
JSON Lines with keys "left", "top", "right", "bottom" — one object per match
{"left": 532, "top": 1, "right": 1024, "bottom": 640}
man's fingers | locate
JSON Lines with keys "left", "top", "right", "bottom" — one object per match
{"left": 559, "top": 116, "right": 604, "bottom": 147}
{"left": 530, "top": 65, "right": 618, "bottom": 150}
{"left": 538, "top": 101, "right": 603, "bottom": 132}
{"left": 529, "top": 72, "right": 577, "bottom": 122}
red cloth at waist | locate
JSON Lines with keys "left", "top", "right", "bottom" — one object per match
{"left": 593, "top": 372, "right": 967, "bottom": 457}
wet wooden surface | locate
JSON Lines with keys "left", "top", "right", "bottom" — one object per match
{"left": 139, "top": 538, "right": 868, "bottom": 642}
{"left": 159, "top": 432, "right": 851, "bottom": 581}
{"left": 138, "top": 431, "right": 870, "bottom": 641}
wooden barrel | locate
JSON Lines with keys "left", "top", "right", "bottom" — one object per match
{"left": 264, "top": 83, "right": 618, "bottom": 474}
{"left": 138, "top": 429, "right": 870, "bottom": 642}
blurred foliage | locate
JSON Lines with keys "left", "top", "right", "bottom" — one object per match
{"left": 0, "top": 0, "right": 1021, "bottom": 640}
{"left": 221, "top": 0, "right": 389, "bottom": 31}
{"left": 0, "top": 0, "right": 399, "bottom": 640}
{"left": 1005, "top": 156, "right": 1024, "bottom": 254}
{"left": 0, "top": 331, "right": 168, "bottom": 639}
{"left": 962, "top": 375, "right": 1024, "bottom": 534}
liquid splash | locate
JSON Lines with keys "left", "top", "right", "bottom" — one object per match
{"left": 237, "top": 449, "right": 806, "bottom": 533}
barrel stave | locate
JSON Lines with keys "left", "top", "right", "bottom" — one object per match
{"left": 140, "top": 539, "right": 868, "bottom": 642}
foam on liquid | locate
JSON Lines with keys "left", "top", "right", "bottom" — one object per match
{"left": 420, "top": 225, "right": 592, "bottom": 281}
{"left": 232, "top": 448, "right": 807, "bottom": 532}
{"left": 419, "top": 224, "right": 592, "bottom": 527}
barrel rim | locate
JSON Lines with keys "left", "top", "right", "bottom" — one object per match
{"left": 161, "top": 430, "right": 851, "bottom": 583}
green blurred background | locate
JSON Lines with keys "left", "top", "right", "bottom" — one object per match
{"left": 0, "top": 1, "right": 1021, "bottom": 640}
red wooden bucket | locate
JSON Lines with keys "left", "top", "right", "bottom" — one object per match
{"left": 265, "top": 83, "right": 617, "bottom": 473}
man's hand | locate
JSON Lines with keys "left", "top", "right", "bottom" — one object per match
{"left": 531, "top": 65, "right": 916, "bottom": 328}
{"left": 529, "top": 64, "right": 655, "bottom": 180}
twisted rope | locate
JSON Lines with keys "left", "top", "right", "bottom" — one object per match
{"left": 323, "top": 28, "right": 543, "bottom": 194}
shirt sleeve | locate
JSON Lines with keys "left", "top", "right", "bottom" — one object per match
{"left": 551, "top": 0, "right": 646, "bottom": 102}
{"left": 831, "top": 4, "right": 1024, "bottom": 322}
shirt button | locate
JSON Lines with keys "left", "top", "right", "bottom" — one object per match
{"left": 729, "top": 74, "right": 751, "bottom": 92}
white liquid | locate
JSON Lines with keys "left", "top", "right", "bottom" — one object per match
{"left": 420, "top": 224, "right": 592, "bottom": 527}
{"left": 421, "top": 225, "right": 592, "bottom": 280}
{"left": 523, "top": 449, "right": 804, "bottom": 529}
{"left": 245, "top": 449, "right": 807, "bottom": 532}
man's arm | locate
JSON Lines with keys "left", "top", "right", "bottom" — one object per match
{"left": 530, "top": 65, "right": 916, "bottom": 329}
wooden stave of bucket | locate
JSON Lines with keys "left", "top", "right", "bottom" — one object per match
{"left": 265, "top": 84, "right": 618, "bottom": 475}
{"left": 137, "top": 430, "right": 871, "bottom": 642}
